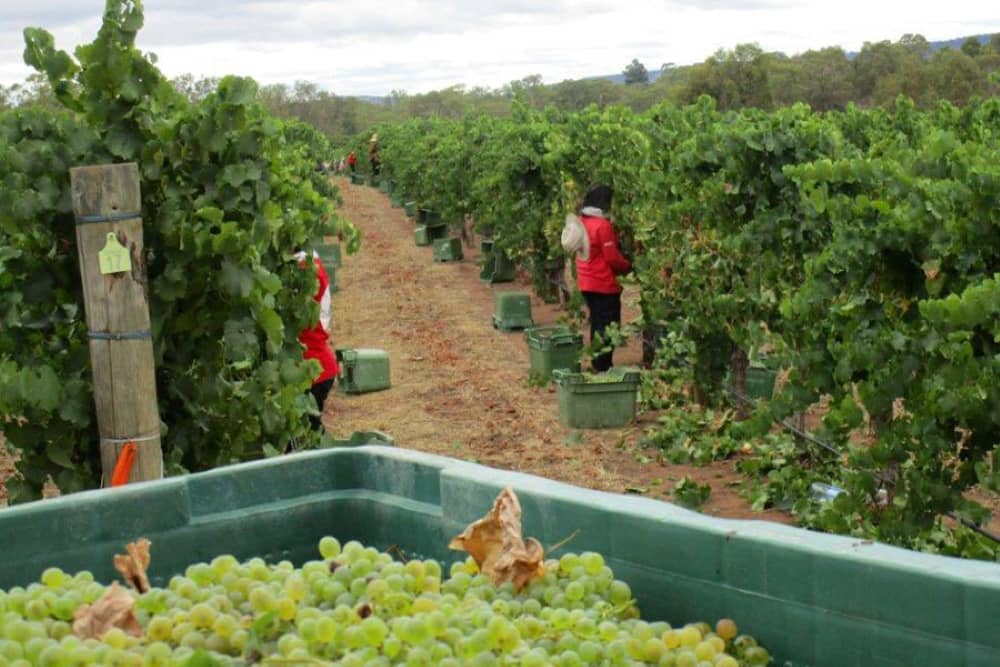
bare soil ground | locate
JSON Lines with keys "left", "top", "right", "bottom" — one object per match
{"left": 323, "top": 179, "right": 793, "bottom": 525}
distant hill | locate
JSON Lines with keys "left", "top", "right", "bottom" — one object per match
{"left": 927, "top": 33, "right": 991, "bottom": 52}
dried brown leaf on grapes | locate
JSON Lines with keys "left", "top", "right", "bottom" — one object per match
{"left": 449, "top": 486, "right": 545, "bottom": 591}
{"left": 71, "top": 581, "right": 142, "bottom": 639}
{"left": 42, "top": 474, "right": 61, "bottom": 499}
{"left": 113, "top": 538, "right": 151, "bottom": 593}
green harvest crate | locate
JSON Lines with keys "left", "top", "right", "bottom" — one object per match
{"left": 380, "top": 178, "right": 393, "bottom": 193}
{"left": 414, "top": 223, "right": 447, "bottom": 247}
{"left": 432, "top": 237, "right": 463, "bottom": 262}
{"left": 335, "top": 348, "right": 390, "bottom": 394}
{"left": 1, "top": 447, "right": 997, "bottom": 667}
{"left": 525, "top": 326, "right": 583, "bottom": 380}
{"left": 417, "top": 209, "right": 442, "bottom": 226}
{"left": 727, "top": 364, "right": 778, "bottom": 400}
{"left": 492, "top": 291, "right": 533, "bottom": 331}
{"left": 479, "top": 239, "right": 516, "bottom": 283}
{"left": 404, "top": 201, "right": 418, "bottom": 218}
{"left": 369, "top": 174, "right": 381, "bottom": 188}
{"left": 323, "top": 429, "right": 395, "bottom": 448}
{"left": 349, "top": 172, "right": 365, "bottom": 185}
{"left": 390, "top": 194, "right": 403, "bottom": 208}
{"left": 314, "top": 242, "right": 342, "bottom": 269}
{"left": 553, "top": 367, "right": 640, "bottom": 429}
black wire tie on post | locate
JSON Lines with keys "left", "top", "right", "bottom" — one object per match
{"left": 87, "top": 330, "right": 153, "bottom": 341}
{"left": 74, "top": 212, "right": 143, "bottom": 225}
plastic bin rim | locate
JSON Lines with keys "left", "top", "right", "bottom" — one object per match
{"left": 3, "top": 445, "right": 999, "bottom": 584}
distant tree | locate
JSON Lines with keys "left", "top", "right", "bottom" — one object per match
{"left": 683, "top": 44, "right": 772, "bottom": 109}
{"left": 898, "top": 33, "right": 930, "bottom": 58}
{"left": 930, "top": 49, "right": 984, "bottom": 105}
{"left": 991, "top": 34, "right": 1000, "bottom": 54}
{"left": 171, "top": 74, "right": 220, "bottom": 102}
{"left": 961, "top": 37, "right": 983, "bottom": 58}
{"left": 793, "top": 47, "right": 854, "bottom": 111}
{"left": 623, "top": 59, "right": 649, "bottom": 85}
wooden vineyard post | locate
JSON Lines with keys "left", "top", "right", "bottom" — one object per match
{"left": 70, "top": 163, "right": 162, "bottom": 486}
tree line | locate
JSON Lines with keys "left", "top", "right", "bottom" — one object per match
{"left": 4, "top": 33, "right": 999, "bottom": 147}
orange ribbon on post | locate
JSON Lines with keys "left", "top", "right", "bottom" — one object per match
{"left": 110, "top": 442, "right": 137, "bottom": 487}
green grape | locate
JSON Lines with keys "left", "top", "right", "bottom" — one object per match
{"left": 559, "top": 553, "right": 582, "bottom": 574}
{"left": 579, "top": 552, "right": 605, "bottom": 575}
{"left": 675, "top": 649, "right": 699, "bottom": 667}
{"left": 360, "top": 616, "right": 388, "bottom": 646}
{"left": 565, "top": 581, "right": 585, "bottom": 602}
{"left": 40, "top": 569, "right": 66, "bottom": 590}
{"left": 744, "top": 646, "right": 771, "bottom": 665}
{"left": 188, "top": 603, "right": 215, "bottom": 629}
{"left": 520, "top": 648, "right": 549, "bottom": 667}
{"left": 318, "top": 536, "right": 342, "bottom": 559}
{"left": 609, "top": 580, "right": 632, "bottom": 605}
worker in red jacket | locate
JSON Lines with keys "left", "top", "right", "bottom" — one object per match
{"left": 575, "top": 183, "right": 631, "bottom": 372}
{"left": 347, "top": 151, "right": 357, "bottom": 173}
{"left": 296, "top": 250, "right": 338, "bottom": 431}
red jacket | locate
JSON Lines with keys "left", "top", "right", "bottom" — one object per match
{"left": 299, "top": 256, "right": 339, "bottom": 384}
{"left": 575, "top": 213, "right": 631, "bottom": 294}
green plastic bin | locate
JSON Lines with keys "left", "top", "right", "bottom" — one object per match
{"left": 404, "top": 201, "right": 417, "bottom": 218}
{"left": 525, "top": 326, "right": 583, "bottom": 380}
{"left": 553, "top": 367, "right": 640, "bottom": 428}
{"left": 390, "top": 194, "right": 403, "bottom": 208}
{"left": 417, "top": 209, "right": 442, "bottom": 226}
{"left": 726, "top": 364, "right": 778, "bottom": 400}
{"left": 493, "top": 291, "right": 533, "bottom": 331}
{"left": 314, "top": 242, "right": 342, "bottom": 270}
{"left": 1, "top": 447, "right": 996, "bottom": 667}
{"left": 335, "top": 348, "right": 390, "bottom": 394}
{"left": 479, "top": 239, "right": 516, "bottom": 283}
{"left": 432, "top": 237, "right": 463, "bottom": 262}
{"left": 415, "top": 223, "right": 447, "bottom": 247}
{"left": 349, "top": 172, "right": 365, "bottom": 185}
{"left": 370, "top": 174, "right": 381, "bottom": 188}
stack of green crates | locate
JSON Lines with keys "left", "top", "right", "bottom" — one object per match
{"left": 336, "top": 348, "right": 391, "bottom": 394}
{"left": 525, "top": 326, "right": 583, "bottom": 381}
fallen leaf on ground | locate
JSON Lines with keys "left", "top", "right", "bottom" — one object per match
{"left": 113, "top": 538, "right": 151, "bottom": 593}
{"left": 72, "top": 582, "right": 141, "bottom": 639}
{"left": 449, "top": 487, "right": 545, "bottom": 591}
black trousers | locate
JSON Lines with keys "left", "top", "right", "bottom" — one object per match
{"left": 309, "top": 378, "right": 335, "bottom": 431}
{"left": 582, "top": 291, "right": 621, "bottom": 372}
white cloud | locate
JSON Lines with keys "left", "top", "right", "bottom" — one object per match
{"left": 1, "top": 1, "right": 998, "bottom": 95}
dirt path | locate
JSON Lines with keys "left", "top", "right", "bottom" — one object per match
{"left": 323, "top": 177, "right": 792, "bottom": 525}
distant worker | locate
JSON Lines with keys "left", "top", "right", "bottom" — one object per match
{"left": 347, "top": 150, "right": 357, "bottom": 173}
{"left": 572, "top": 183, "right": 631, "bottom": 372}
{"left": 369, "top": 134, "right": 381, "bottom": 176}
{"left": 295, "top": 249, "right": 338, "bottom": 432}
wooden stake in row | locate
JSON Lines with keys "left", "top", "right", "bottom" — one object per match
{"left": 70, "top": 163, "right": 162, "bottom": 486}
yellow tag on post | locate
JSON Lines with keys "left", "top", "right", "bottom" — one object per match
{"left": 98, "top": 233, "right": 132, "bottom": 275}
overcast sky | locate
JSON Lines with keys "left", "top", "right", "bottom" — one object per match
{"left": 1, "top": 1, "right": 998, "bottom": 96}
